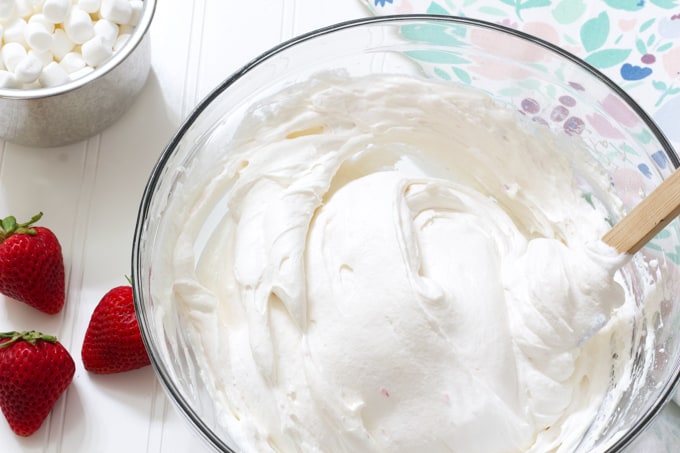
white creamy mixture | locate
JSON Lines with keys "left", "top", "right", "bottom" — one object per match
{"left": 160, "top": 73, "right": 634, "bottom": 452}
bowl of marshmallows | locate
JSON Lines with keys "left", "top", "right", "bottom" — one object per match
{"left": 0, "top": 0, "right": 155, "bottom": 147}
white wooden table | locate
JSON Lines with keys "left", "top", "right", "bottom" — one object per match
{"left": 1, "top": 1, "right": 678, "bottom": 451}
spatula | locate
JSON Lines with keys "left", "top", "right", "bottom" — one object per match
{"left": 602, "top": 169, "right": 680, "bottom": 255}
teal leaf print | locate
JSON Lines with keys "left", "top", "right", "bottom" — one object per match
{"left": 657, "top": 42, "right": 673, "bottom": 52}
{"left": 655, "top": 229, "right": 672, "bottom": 240}
{"left": 653, "top": 80, "right": 668, "bottom": 91}
{"left": 662, "top": 244, "right": 680, "bottom": 266}
{"left": 400, "top": 24, "right": 467, "bottom": 46}
{"left": 426, "top": 2, "right": 449, "bottom": 15}
{"left": 647, "top": 34, "right": 656, "bottom": 46}
{"left": 404, "top": 50, "right": 470, "bottom": 64}
{"left": 452, "top": 67, "right": 472, "bottom": 84}
{"left": 584, "top": 48, "right": 631, "bottom": 68}
{"left": 632, "top": 127, "right": 653, "bottom": 145}
{"left": 563, "top": 34, "right": 578, "bottom": 45}
{"left": 521, "top": 0, "right": 552, "bottom": 7}
{"left": 636, "top": 38, "right": 647, "bottom": 55}
{"left": 516, "top": 0, "right": 552, "bottom": 19}
{"left": 581, "top": 12, "right": 610, "bottom": 52}
{"left": 640, "top": 18, "right": 656, "bottom": 33}
{"left": 433, "top": 67, "right": 452, "bottom": 81}
{"left": 650, "top": 0, "right": 678, "bottom": 8}
{"left": 653, "top": 83, "right": 680, "bottom": 107}
{"left": 645, "top": 241, "right": 664, "bottom": 253}
{"left": 498, "top": 0, "right": 552, "bottom": 20}
{"left": 552, "top": 0, "right": 587, "bottom": 25}
{"left": 603, "top": 0, "right": 645, "bottom": 11}
{"left": 478, "top": 6, "right": 508, "bottom": 15}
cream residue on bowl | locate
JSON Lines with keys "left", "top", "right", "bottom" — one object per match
{"left": 151, "top": 72, "right": 655, "bottom": 453}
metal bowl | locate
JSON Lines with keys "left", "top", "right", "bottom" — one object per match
{"left": 0, "top": 0, "right": 156, "bottom": 147}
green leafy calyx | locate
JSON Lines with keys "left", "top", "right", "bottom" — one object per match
{"left": 0, "top": 330, "right": 58, "bottom": 348}
{"left": 0, "top": 212, "right": 43, "bottom": 242}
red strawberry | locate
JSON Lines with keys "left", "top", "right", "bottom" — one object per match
{"left": 0, "top": 330, "right": 75, "bottom": 437}
{"left": 81, "top": 285, "right": 150, "bottom": 374}
{"left": 0, "top": 213, "right": 65, "bottom": 314}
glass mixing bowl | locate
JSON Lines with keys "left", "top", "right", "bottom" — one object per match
{"left": 132, "top": 15, "right": 680, "bottom": 452}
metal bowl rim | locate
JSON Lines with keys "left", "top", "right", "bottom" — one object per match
{"left": 0, "top": 0, "right": 157, "bottom": 100}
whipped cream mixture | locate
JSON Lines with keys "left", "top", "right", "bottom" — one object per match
{"left": 158, "top": 73, "right": 635, "bottom": 452}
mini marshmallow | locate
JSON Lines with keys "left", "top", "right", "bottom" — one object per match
{"left": 27, "top": 0, "right": 46, "bottom": 12}
{"left": 100, "top": 0, "right": 131, "bottom": 25}
{"left": 81, "top": 34, "right": 112, "bottom": 67}
{"left": 42, "top": 0, "right": 71, "bottom": 24}
{"left": 15, "top": 0, "right": 34, "bottom": 18}
{"left": 2, "top": 42, "right": 27, "bottom": 72}
{"left": 4, "top": 18, "right": 28, "bottom": 45}
{"left": 28, "top": 14, "right": 55, "bottom": 33}
{"left": 0, "top": 70, "right": 19, "bottom": 88}
{"left": 59, "top": 51, "right": 85, "bottom": 73}
{"left": 25, "top": 21, "right": 53, "bottom": 52}
{"left": 50, "top": 28, "right": 75, "bottom": 59}
{"left": 29, "top": 48, "right": 53, "bottom": 66}
{"left": 68, "top": 65, "right": 93, "bottom": 80}
{"left": 78, "top": 0, "right": 100, "bottom": 14}
{"left": 0, "top": 0, "right": 16, "bottom": 22}
{"left": 63, "top": 7, "right": 94, "bottom": 44}
{"left": 112, "top": 32, "right": 129, "bottom": 52}
{"left": 38, "top": 60, "right": 69, "bottom": 86}
{"left": 14, "top": 53, "right": 43, "bottom": 83}
{"left": 128, "top": 0, "right": 142, "bottom": 26}
{"left": 93, "top": 19, "right": 118, "bottom": 47}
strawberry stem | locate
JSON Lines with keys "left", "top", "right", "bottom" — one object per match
{"left": 0, "top": 212, "right": 43, "bottom": 242}
{"left": 0, "top": 330, "right": 58, "bottom": 348}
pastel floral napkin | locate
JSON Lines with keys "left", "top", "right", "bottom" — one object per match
{"left": 361, "top": 0, "right": 680, "bottom": 154}
{"left": 361, "top": 0, "right": 680, "bottom": 415}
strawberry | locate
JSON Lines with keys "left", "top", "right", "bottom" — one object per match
{"left": 0, "top": 213, "right": 65, "bottom": 314}
{"left": 0, "top": 330, "right": 75, "bottom": 437}
{"left": 81, "top": 285, "right": 150, "bottom": 374}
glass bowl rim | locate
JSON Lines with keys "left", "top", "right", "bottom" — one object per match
{"left": 132, "top": 14, "right": 680, "bottom": 453}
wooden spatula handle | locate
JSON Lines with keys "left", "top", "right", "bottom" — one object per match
{"left": 602, "top": 169, "right": 680, "bottom": 255}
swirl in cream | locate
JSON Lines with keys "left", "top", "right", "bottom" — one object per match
{"left": 160, "top": 73, "right": 631, "bottom": 452}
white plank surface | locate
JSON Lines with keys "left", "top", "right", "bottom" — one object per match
{"left": 0, "top": 1, "right": 677, "bottom": 452}
{"left": 0, "top": 1, "right": 367, "bottom": 452}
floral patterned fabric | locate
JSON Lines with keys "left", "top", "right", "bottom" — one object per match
{"left": 361, "top": 0, "right": 680, "bottom": 439}
{"left": 362, "top": 0, "right": 680, "bottom": 154}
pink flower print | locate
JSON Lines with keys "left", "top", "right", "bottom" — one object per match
{"left": 395, "top": 0, "right": 414, "bottom": 13}
{"left": 469, "top": 28, "right": 547, "bottom": 63}
{"left": 498, "top": 18, "right": 519, "bottom": 29}
{"left": 586, "top": 113, "right": 626, "bottom": 139}
{"left": 600, "top": 94, "right": 641, "bottom": 128}
{"left": 662, "top": 46, "right": 680, "bottom": 78}
{"left": 522, "top": 22, "right": 560, "bottom": 47}
{"left": 618, "top": 18, "right": 637, "bottom": 32}
{"left": 610, "top": 168, "right": 647, "bottom": 208}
